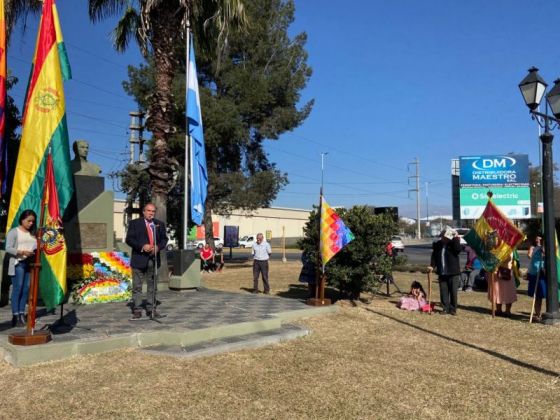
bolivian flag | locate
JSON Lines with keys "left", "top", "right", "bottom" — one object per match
{"left": 7, "top": 0, "right": 73, "bottom": 308}
{"left": 40, "top": 153, "right": 67, "bottom": 309}
{"left": 464, "top": 200, "right": 524, "bottom": 273}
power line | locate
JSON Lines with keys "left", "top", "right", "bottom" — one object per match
{"left": 268, "top": 143, "right": 410, "bottom": 186}
{"left": 287, "top": 132, "right": 409, "bottom": 174}
{"left": 280, "top": 190, "right": 410, "bottom": 198}
{"left": 69, "top": 127, "right": 128, "bottom": 139}
{"left": 8, "top": 90, "right": 129, "bottom": 130}
{"left": 7, "top": 54, "right": 132, "bottom": 101}
{"left": 65, "top": 42, "right": 130, "bottom": 70}
{"left": 70, "top": 111, "right": 126, "bottom": 129}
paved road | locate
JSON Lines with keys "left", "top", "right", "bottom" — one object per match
{"left": 173, "top": 244, "right": 528, "bottom": 267}
{"left": 168, "top": 248, "right": 302, "bottom": 262}
{"left": 404, "top": 243, "right": 467, "bottom": 266}
{"left": 221, "top": 248, "right": 302, "bottom": 262}
{"left": 402, "top": 243, "right": 433, "bottom": 266}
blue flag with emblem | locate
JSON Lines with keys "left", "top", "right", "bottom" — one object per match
{"left": 187, "top": 37, "right": 207, "bottom": 226}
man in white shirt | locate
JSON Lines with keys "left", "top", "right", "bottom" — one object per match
{"left": 251, "top": 233, "right": 272, "bottom": 294}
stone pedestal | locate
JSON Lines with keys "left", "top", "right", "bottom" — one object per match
{"left": 169, "top": 250, "right": 201, "bottom": 290}
{"left": 64, "top": 175, "right": 114, "bottom": 252}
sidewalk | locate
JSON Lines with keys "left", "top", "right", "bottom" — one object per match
{"left": 0, "top": 288, "right": 335, "bottom": 367}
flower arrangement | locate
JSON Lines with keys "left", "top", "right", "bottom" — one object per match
{"left": 69, "top": 252, "right": 132, "bottom": 304}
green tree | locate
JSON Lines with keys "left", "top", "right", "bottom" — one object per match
{"left": 88, "top": 0, "right": 247, "bottom": 227}
{"left": 299, "top": 206, "right": 397, "bottom": 300}
{"left": 0, "top": 75, "right": 23, "bottom": 231}
{"left": 121, "top": 0, "right": 313, "bottom": 245}
{"left": 3, "top": 1, "right": 41, "bottom": 39}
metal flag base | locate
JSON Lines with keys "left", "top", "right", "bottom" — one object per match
{"left": 8, "top": 330, "right": 52, "bottom": 346}
{"left": 306, "top": 297, "right": 331, "bottom": 306}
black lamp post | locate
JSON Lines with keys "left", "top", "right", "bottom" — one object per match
{"left": 519, "top": 67, "right": 560, "bottom": 324}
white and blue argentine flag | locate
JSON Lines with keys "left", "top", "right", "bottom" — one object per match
{"left": 187, "top": 37, "right": 208, "bottom": 226}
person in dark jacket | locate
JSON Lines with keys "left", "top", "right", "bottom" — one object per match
{"left": 428, "top": 227, "right": 462, "bottom": 315}
{"left": 125, "top": 203, "right": 168, "bottom": 319}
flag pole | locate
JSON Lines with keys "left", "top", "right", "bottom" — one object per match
{"left": 486, "top": 190, "right": 497, "bottom": 319}
{"left": 320, "top": 152, "right": 326, "bottom": 300}
{"left": 8, "top": 154, "right": 52, "bottom": 345}
{"left": 182, "top": 25, "right": 191, "bottom": 250}
{"left": 308, "top": 152, "right": 330, "bottom": 306}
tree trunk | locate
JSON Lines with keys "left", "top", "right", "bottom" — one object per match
{"left": 144, "top": 10, "right": 183, "bottom": 280}
{"left": 153, "top": 191, "right": 169, "bottom": 280}
{"left": 203, "top": 199, "right": 214, "bottom": 249}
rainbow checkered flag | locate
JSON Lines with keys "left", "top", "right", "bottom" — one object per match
{"left": 320, "top": 196, "right": 354, "bottom": 267}
{"left": 464, "top": 200, "right": 524, "bottom": 273}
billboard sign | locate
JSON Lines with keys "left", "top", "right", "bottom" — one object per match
{"left": 459, "top": 187, "right": 531, "bottom": 219}
{"left": 459, "top": 154, "right": 531, "bottom": 220}
{"left": 459, "top": 154, "right": 529, "bottom": 187}
{"left": 224, "top": 225, "right": 239, "bottom": 248}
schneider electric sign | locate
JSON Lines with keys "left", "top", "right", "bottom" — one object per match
{"left": 459, "top": 155, "right": 529, "bottom": 187}
{"left": 459, "top": 154, "right": 530, "bottom": 219}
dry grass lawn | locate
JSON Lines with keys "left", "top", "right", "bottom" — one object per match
{"left": 0, "top": 260, "right": 559, "bottom": 419}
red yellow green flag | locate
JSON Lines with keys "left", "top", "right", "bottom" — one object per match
{"left": 464, "top": 200, "right": 525, "bottom": 273}
{"left": 39, "top": 153, "right": 66, "bottom": 308}
{"left": 320, "top": 196, "right": 354, "bottom": 266}
{"left": 7, "top": 0, "right": 73, "bottom": 308}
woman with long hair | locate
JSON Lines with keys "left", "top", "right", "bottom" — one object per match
{"left": 5, "top": 209, "right": 37, "bottom": 327}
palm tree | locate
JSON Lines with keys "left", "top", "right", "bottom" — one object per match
{"left": 88, "top": 0, "right": 247, "bottom": 225}
{"left": 4, "top": 0, "right": 42, "bottom": 40}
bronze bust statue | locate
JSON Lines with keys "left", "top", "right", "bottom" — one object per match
{"left": 71, "top": 140, "right": 102, "bottom": 176}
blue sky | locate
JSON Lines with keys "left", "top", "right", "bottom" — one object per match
{"left": 7, "top": 1, "right": 560, "bottom": 218}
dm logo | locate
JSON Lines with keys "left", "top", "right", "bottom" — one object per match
{"left": 34, "top": 87, "right": 60, "bottom": 113}
{"left": 41, "top": 227, "right": 65, "bottom": 255}
{"left": 472, "top": 156, "right": 516, "bottom": 170}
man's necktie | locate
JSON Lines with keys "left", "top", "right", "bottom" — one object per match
{"left": 146, "top": 221, "right": 154, "bottom": 246}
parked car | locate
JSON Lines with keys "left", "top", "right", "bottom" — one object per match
{"left": 188, "top": 237, "right": 223, "bottom": 249}
{"left": 238, "top": 235, "right": 255, "bottom": 248}
{"left": 390, "top": 236, "right": 405, "bottom": 252}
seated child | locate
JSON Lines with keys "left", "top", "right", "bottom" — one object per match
{"left": 397, "top": 281, "right": 427, "bottom": 311}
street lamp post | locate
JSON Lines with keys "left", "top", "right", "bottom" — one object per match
{"left": 519, "top": 66, "right": 560, "bottom": 325}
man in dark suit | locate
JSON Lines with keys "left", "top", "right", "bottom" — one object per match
{"left": 126, "top": 203, "right": 168, "bottom": 319}
{"left": 428, "top": 227, "right": 462, "bottom": 315}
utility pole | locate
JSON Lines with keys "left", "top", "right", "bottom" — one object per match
{"left": 425, "top": 181, "right": 429, "bottom": 236}
{"left": 128, "top": 111, "right": 145, "bottom": 164}
{"left": 126, "top": 111, "right": 145, "bottom": 225}
{"left": 408, "top": 158, "right": 420, "bottom": 239}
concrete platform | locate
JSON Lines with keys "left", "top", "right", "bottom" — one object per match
{"left": 140, "top": 324, "right": 310, "bottom": 359}
{"left": 0, "top": 288, "right": 336, "bottom": 367}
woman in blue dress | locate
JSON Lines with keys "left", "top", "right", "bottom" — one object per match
{"left": 527, "top": 236, "right": 546, "bottom": 321}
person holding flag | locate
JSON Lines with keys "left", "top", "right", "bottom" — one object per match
{"left": 488, "top": 253, "right": 518, "bottom": 317}
{"left": 464, "top": 195, "right": 525, "bottom": 318}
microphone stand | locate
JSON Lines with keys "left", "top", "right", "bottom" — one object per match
{"left": 149, "top": 222, "right": 165, "bottom": 323}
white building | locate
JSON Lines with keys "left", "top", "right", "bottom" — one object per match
{"left": 113, "top": 199, "right": 310, "bottom": 245}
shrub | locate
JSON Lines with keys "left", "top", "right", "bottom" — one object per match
{"left": 299, "top": 205, "right": 397, "bottom": 299}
